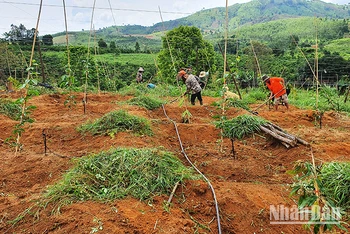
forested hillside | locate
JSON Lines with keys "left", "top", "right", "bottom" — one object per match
{"left": 50, "top": 0, "right": 350, "bottom": 51}
{"left": 117, "top": 0, "right": 350, "bottom": 35}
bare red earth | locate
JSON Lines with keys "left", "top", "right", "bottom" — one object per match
{"left": 0, "top": 92, "right": 349, "bottom": 233}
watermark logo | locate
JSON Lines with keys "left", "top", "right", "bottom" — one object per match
{"left": 270, "top": 205, "right": 341, "bottom": 225}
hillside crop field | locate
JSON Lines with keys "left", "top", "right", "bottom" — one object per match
{"left": 0, "top": 90, "right": 349, "bottom": 233}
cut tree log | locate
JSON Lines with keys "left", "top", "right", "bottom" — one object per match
{"left": 259, "top": 125, "right": 297, "bottom": 147}
{"left": 257, "top": 122, "right": 310, "bottom": 148}
{"left": 263, "top": 124, "right": 297, "bottom": 142}
{"left": 265, "top": 122, "right": 310, "bottom": 147}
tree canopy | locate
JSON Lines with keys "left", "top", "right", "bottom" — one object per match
{"left": 157, "top": 25, "right": 216, "bottom": 83}
{"left": 3, "top": 24, "right": 38, "bottom": 44}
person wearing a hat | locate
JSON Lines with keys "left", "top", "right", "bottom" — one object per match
{"left": 262, "top": 75, "right": 289, "bottom": 110}
{"left": 197, "top": 71, "right": 207, "bottom": 89}
{"left": 177, "top": 69, "right": 187, "bottom": 81}
{"left": 136, "top": 67, "right": 144, "bottom": 83}
{"left": 179, "top": 71, "right": 203, "bottom": 105}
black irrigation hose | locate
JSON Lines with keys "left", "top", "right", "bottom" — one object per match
{"left": 161, "top": 104, "right": 222, "bottom": 234}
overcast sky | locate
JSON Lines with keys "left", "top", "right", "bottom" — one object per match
{"left": 0, "top": 0, "right": 348, "bottom": 36}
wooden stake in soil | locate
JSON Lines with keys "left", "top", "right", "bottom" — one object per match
{"left": 220, "top": 0, "right": 229, "bottom": 154}
{"left": 167, "top": 181, "right": 179, "bottom": 205}
{"left": 42, "top": 129, "right": 47, "bottom": 156}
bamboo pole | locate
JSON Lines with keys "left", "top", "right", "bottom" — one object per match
{"left": 63, "top": 0, "right": 73, "bottom": 104}
{"left": 93, "top": 25, "right": 100, "bottom": 94}
{"left": 15, "top": 0, "right": 43, "bottom": 155}
{"left": 250, "top": 40, "right": 262, "bottom": 78}
{"left": 217, "top": 43, "right": 242, "bottom": 99}
{"left": 220, "top": 0, "right": 229, "bottom": 153}
{"left": 158, "top": 6, "right": 177, "bottom": 85}
{"left": 83, "top": 0, "right": 97, "bottom": 113}
{"left": 315, "top": 19, "right": 319, "bottom": 109}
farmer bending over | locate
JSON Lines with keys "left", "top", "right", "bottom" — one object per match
{"left": 179, "top": 70, "right": 203, "bottom": 105}
{"left": 262, "top": 75, "right": 289, "bottom": 110}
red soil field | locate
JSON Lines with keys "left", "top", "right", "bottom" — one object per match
{"left": 0, "top": 92, "right": 349, "bottom": 233}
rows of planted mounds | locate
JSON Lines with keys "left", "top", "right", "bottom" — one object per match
{"left": 214, "top": 113, "right": 349, "bottom": 233}
{"left": 45, "top": 106, "right": 196, "bottom": 211}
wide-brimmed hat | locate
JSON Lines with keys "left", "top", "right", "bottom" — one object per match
{"left": 199, "top": 71, "right": 206, "bottom": 78}
{"left": 262, "top": 74, "right": 270, "bottom": 82}
{"left": 138, "top": 67, "right": 144, "bottom": 72}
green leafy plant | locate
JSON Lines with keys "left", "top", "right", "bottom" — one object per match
{"left": 7, "top": 76, "right": 20, "bottom": 89}
{"left": 181, "top": 109, "right": 192, "bottom": 123}
{"left": 320, "top": 86, "right": 350, "bottom": 113}
{"left": 319, "top": 162, "right": 350, "bottom": 211}
{"left": 60, "top": 67, "right": 77, "bottom": 108}
{"left": 12, "top": 60, "right": 39, "bottom": 152}
{"left": 0, "top": 99, "right": 22, "bottom": 120}
{"left": 289, "top": 161, "right": 348, "bottom": 233}
{"left": 78, "top": 110, "right": 153, "bottom": 136}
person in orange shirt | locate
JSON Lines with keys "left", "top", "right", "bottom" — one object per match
{"left": 262, "top": 75, "right": 289, "bottom": 110}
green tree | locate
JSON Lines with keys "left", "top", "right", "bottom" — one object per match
{"left": 3, "top": 24, "right": 37, "bottom": 45}
{"left": 0, "top": 42, "right": 25, "bottom": 82}
{"left": 42, "top": 34, "right": 53, "bottom": 46}
{"left": 110, "top": 41, "right": 116, "bottom": 50}
{"left": 98, "top": 38, "right": 107, "bottom": 48}
{"left": 157, "top": 25, "right": 216, "bottom": 83}
{"left": 135, "top": 42, "right": 140, "bottom": 53}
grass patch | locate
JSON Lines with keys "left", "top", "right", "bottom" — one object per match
{"left": 126, "top": 96, "right": 165, "bottom": 110}
{"left": 0, "top": 99, "right": 22, "bottom": 120}
{"left": 320, "top": 162, "right": 350, "bottom": 211}
{"left": 44, "top": 147, "right": 196, "bottom": 207}
{"left": 289, "top": 87, "right": 350, "bottom": 114}
{"left": 78, "top": 110, "right": 153, "bottom": 136}
{"left": 96, "top": 53, "right": 157, "bottom": 65}
{"left": 118, "top": 83, "right": 182, "bottom": 98}
{"left": 215, "top": 114, "right": 267, "bottom": 139}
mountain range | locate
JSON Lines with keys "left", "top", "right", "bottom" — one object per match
{"left": 115, "top": 0, "right": 349, "bottom": 35}
{"left": 53, "top": 0, "right": 350, "bottom": 47}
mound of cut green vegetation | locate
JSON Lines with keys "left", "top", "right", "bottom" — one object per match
{"left": 44, "top": 148, "right": 196, "bottom": 206}
{"left": 127, "top": 96, "right": 165, "bottom": 110}
{"left": 78, "top": 110, "right": 153, "bottom": 136}
{"left": 215, "top": 114, "right": 267, "bottom": 139}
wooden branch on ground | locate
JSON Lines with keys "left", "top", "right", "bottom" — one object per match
{"left": 259, "top": 125, "right": 297, "bottom": 147}
{"left": 268, "top": 122, "right": 310, "bottom": 146}
{"left": 167, "top": 181, "right": 180, "bottom": 205}
{"left": 259, "top": 122, "right": 309, "bottom": 148}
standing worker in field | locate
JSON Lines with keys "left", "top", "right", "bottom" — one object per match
{"left": 179, "top": 70, "right": 203, "bottom": 105}
{"left": 136, "top": 67, "right": 144, "bottom": 83}
{"left": 262, "top": 74, "right": 289, "bottom": 110}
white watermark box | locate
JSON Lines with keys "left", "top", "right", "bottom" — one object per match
{"left": 270, "top": 205, "right": 341, "bottom": 225}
